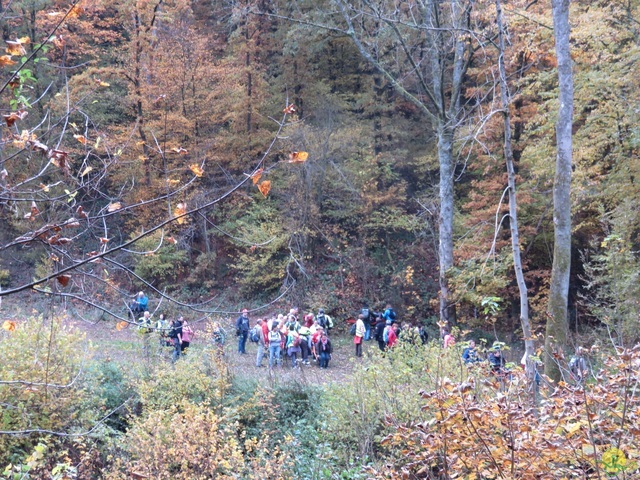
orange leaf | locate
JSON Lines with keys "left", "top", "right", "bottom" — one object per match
{"left": 189, "top": 164, "right": 204, "bottom": 177}
{"left": 288, "top": 151, "right": 309, "bottom": 164}
{"left": 49, "top": 150, "right": 70, "bottom": 174}
{"left": 99, "top": 237, "right": 110, "bottom": 244}
{"left": 283, "top": 103, "right": 296, "bottom": 114}
{"left": 167, "top": 236, "right": 177, "bottom": 245}
{"left": 251, "top": 168, "right": 263, "bottom": 185}
{"left": 56, "top": 275, "right": 71, "bottom": 287}
{"left": 116, "top": 321, "right": 129, "bottom": 331}
{"left": 107, "top": 202, "right": 122, "bottom": 212}
{"left": 74, "top": 134, "right": 87, "bottom": 145}
{"left": 0, "top": 55, "right": 16, "bottom": 67}
{"left": 258, "top": 180, "right": 271, "bottom": 197}
{"left": 68, "top": 5, "right": 84, "bottom": 18}
{"left": 170, "top": 147, "right": 188, "bottom": 154}
{"left": 2, "top": 320, "right": 16, "bottom": 332}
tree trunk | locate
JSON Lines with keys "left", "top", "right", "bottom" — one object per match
{"left": 495, "top": 0, "right": 534, "bottom": 381}
{"left": 437, "top": 123, "right": 455, "bottom": 325}
{"left": 545, "top": 0, "right": 573, "bottom": 382}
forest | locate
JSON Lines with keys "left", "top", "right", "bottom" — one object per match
{"left": 1, "top": 0, "right": 640, "bottom": 478}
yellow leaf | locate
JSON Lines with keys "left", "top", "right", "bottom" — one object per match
{"left": 2, "top": 320, "right": 16, "bottom": 332}
{"left": 116, "top": 321, "right": 128, "bottom": 331}
{"left": 288, "top": 151, "right": 308, "bottom": 164}
{"left": 74, "top": 134, "right": 87, "bottom": 145}
{"left": 174, "top": 202, "right": 187, "bottom": 224}
{"left": 189, "top": 164, "right": 204, "bottom": 177}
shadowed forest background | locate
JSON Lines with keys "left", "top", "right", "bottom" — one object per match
{"left": 1, "top": 0, "right": 640, "bottom": 478}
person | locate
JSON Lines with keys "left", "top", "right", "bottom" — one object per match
{"left": 310, "top": 326, "right": 323, "bottom": 362}
{"left": 169, "top": 317, "right": 183, "bottom": 363}
{"left": 361, "top": 303, "right": 373, "bottom": 341}
{"left": 316, "top": 308, "right": 333, "bottom": 334}
{"left": 211, "top": 321, "right": 226, "bottom": 356}
{"left": 180, "top": 317, "right": 193, "bottom": 353}
{"left": 156, "top": 313, "right": 170, "bottom": 346}
{"left": 374, "top": 314, "right": 386, "bottom": 351}
{"left": 384, "top": 319, "right": 397, "bottom": 348}
{"left": 268, "top": 322, "right": 282, "bottom": 368}
{"left": 285, "top": 309, "right": 301, "bottom": 333}
{"left": 462, "top": 340, "right": 480, "bottom": 364}
{"left": 255, "top": 319, "right": 266, "bottom": 367}
{"left": 383, "top": 303, "right": 397, "bottom": 324}
{"left": 286, "top": 326, "right": 302, "bottom": 368}
{"left": 443, "top": 330, "right": 456, "bottom": 348}
{"left": 303, "top": 312, "right": 314, "bottom": 328}
{"left": 236, "top": 308, "right": 250, "bottom": 354}
{"left": 354, "top": 314, "right": 365, "bottom": 357}
{"left": 138, "top": 310, "right": 152, "bottom": 331}
{"left": 569, "top": 347, "right": 588, "bottom": 383}
{"left": 130, "top": 291, "right": 148, "bottom": 317}
{"left": 488, "top": 345, "right": 507, "bottom": 375}
{"left": 418, "top": 323, "right": 429, "bottom": 345}
{"left": 316, "top": 331, "right": 333, "bottom": 368}
{"left": 298, "top": 326, "right": 312, "bottom": 365}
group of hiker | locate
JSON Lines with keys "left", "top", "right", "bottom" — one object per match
{"left": 238, "top": 307, "right": 335, "bottom": 369}
{"left": 128, "top": 293, "right": 590, "bottom": 383}
{"left": 130, "top": 292, "right": 194, "bottom": 363}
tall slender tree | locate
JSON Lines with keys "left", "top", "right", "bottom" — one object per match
{"left": 546, "top": 0, "right": 573, "bottom": 381}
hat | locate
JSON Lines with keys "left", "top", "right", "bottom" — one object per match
{"left": 318, "top": 308, "right": 324, "bottom": 314}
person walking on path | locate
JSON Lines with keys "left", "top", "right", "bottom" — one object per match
{"left": 236, "top": 308, "right": 250, "bottom": 354}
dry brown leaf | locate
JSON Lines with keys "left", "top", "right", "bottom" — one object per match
{"left": 80, "top": 166, "right": 93, "bottom": 176}
{"left": 251, "top": 168, "right": 263, "bottom": 185}
{"left": 3, "top": 110, "right": 27, "bottom": 127}
{"left": 6, "top": 41, "right": 26, "bottom": 56}
{"left": 74, "top": 134, "right": 87, "bottom": 145}
{"left": 116, "top": 321, "right": 129, "bottom": 331}
{"left": 76, "top": 205, "right": 88, "bottom": 219}
{"left": 56, "top": 275, "right": 71, "bottom": 287}
{"left": 283, "top": 103, "right": 296, "bottom": 114}
{"left": 258, "top": 180, "right": 271, "bottom": 197}
{"left": 107, "top": 202, "right": 122, "bottom": 212}
{"left": 170, "top": 147, "right": 188, "bottom": 154}
{"left": 99, "top": 237, "right": 109, "bottom": 244}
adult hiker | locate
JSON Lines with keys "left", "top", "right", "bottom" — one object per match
{"left": 236, "top": 308, "right": 250, "bottom": 354}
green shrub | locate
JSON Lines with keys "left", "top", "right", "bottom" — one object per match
{"left": 0, "top": 269, "right": 9, "bottom": 287}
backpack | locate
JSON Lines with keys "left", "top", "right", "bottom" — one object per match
{"left": 249, "top": 326, "right": 260, "bottom": 343}
{"left": 388, "top": 309, "right": 397, "bottom": 321}
{"left": 349, "top": 323, "right": 356, "bottom": 336}
{"left": 317, "top": 314, "right": 327, "bottom": 329}
{"left": 383, "top": 326, "right": 390, "bottom": 344}
{"left": 268, "top": 330, "right": 280, "bottom": 343}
